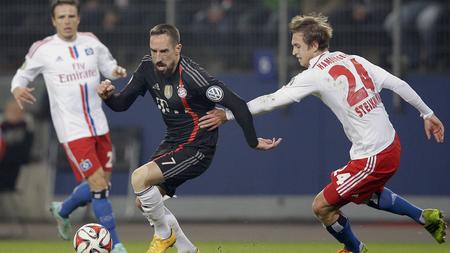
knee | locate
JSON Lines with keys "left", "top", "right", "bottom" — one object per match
{"left": 131, "top": 162, "right": 164, "bottom": 192}
{"left": 87, "top": 170, "right": 108, "bottom": 191}
{"left": 312, "top": 197, "right": 326, "bottom": 219}
{"left": 131, "top": 167, "right": 146, "bottom": 191}
{"left": 312, "top": 195, "right": 339, "bottom": 224}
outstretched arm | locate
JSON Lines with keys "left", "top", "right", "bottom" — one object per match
{"left": 199, "top": 86, "right": 297, "bottom": 130}
{"left": 222, "top": 93, "right": 258, "bottom": 147}
{"left": 197, "top": 106, "right": 281, "bottom": 149}
{"left": 219, "top": 90, "right": 274, "bottom": 149}
{"left": 185, "top": 57, "right": 282, "bottom": 150}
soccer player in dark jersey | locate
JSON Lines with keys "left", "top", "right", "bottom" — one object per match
{"left": 97, "top": 24, "right": 281, "bottom": 253}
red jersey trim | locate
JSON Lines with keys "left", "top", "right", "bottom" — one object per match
{"left": 176, "top": 65, "right": 200, "bottom": 151}
{"left": 311, "top": 52, "right": 327, "bottom": 69}
{"left": 153, "top": 65, "right": 200, "bottom": 161}
{"left": 79, "top": 84, "right": 95, "bottom": 136}
{"left": 79, "top": 32, "right": 99, "bottom": 41}
{"left": 28, "top": 36, "right": 53, "bottom": 58}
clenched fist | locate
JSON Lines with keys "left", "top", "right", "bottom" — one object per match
{"left": 97, "top": 79, "right": 116, "bottom": 100}
{"left": 112, "top": 66, "right": 127, "bottom": 78}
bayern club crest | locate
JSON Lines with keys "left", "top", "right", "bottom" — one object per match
{"left": 177, "top": 87, "right": 187, "bottom": 98}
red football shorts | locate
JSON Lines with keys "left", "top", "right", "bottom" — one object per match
{"left": 62, "top": 133, "right": 113, "bottom": 182}
{"left": 324, "top": 134, "right": 401, "bottom": 206}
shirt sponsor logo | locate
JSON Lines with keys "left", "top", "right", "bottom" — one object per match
{"left": 164, "top": 85, "right": 173, "bottom": 99}
{"left": 84, "top": 47, "right": 94, "bottom": 56}
{"left": 206, "top": 85, "right": 224, "bottom": 102}
{"left": 177, "top": 87, "right": 187, "bottom": 98}
{"left": 58, "top": 69, "right": 98, "bottom": 83}
{"left": 156, "top": 97, "right": 170, "bottom": 114}
{"left": 79, "top": 159, "right": 93, "bottom": 171}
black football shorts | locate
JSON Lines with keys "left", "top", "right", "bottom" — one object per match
{"left": 151, "top": 143, "right": 215, "bottom": 196}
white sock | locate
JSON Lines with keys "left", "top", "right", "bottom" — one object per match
{"left": 136, "top": 186, "right": 171, "bottom": 238}
{"left": 164, "top": 207, "right": 197, "bottom": 253}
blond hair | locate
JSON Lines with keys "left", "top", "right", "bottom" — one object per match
{"left": 289, "top": 13, "right": 333, "bottom": 50}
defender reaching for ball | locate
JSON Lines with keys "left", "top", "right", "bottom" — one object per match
{"left": 199, "top": 13, "right": 446, "bottom": 253}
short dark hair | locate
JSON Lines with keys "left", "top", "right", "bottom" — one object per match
{"left": 50, "top": 0, "right": 80, "bottom": 17}
{"left": 289, "top": 13, "right": 333, "bottom": 50}
{"left": 150, "top": 24, "right": 181, "bottom": 45}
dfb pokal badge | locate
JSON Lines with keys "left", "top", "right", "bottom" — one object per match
{"left": 177, "top": 87, "right": 187, "bottom": 98}
{"left": 206, "top": 85, "right": 224, "bottom": 102}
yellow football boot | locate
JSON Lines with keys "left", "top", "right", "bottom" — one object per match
{"left": 146, "top": 229, "right": 176, "bottom": 253}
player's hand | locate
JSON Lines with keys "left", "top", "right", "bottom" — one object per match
{"left": 112, "top": 66, "right": 127, "bottom": 78}
{"left": 12, "top": 86, "right": 36, "bottom": 110}
{"left": 255, "top": 137, "right": 282, "bottom": 150}
{"left": 424, "top": 114, "right": 444, "bottom": 143}
{"left": 97, "top": 79, "right": 116, "bottom": 100}
{"left": 199, "top": 108, "right": 228, "bottom": 131}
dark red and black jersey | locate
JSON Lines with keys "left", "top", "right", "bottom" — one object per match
{"left": 104, "top": 55, "right": 258, "bottom": 149}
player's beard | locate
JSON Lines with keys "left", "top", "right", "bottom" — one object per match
{"left": 156, "top": 61, "right": 177, "bottom": 77}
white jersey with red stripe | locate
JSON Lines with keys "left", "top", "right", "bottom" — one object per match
{"left": 11, "top": 33, "right": 119, "bottom": 143}
{"left": 227, "top": 51, "right": 433, "bottom": 160}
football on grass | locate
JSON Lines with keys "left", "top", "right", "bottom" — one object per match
{"left": 73, "top": 223, "right": 112, "bottom": 253}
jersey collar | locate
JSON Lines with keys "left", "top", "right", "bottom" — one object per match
{"left": 54, "top": 33, "right": 79, "bottom": 45}
{"left": 309, "top": 51, "right": 329, "bottom": 69}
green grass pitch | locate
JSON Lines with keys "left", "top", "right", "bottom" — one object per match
{"left": 0, "top": 241, "right": 449, "bottom": 253}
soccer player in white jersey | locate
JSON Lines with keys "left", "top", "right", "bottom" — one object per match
{"left": 199, "top": 13, "right": 446, "bottom": 253}
{"left": 10, "top": 1, "right": 127, "bottom": 252}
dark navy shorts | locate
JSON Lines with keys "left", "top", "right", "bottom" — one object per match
{"left": 151, "top": 143, "right": 215, "bottom": 197}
